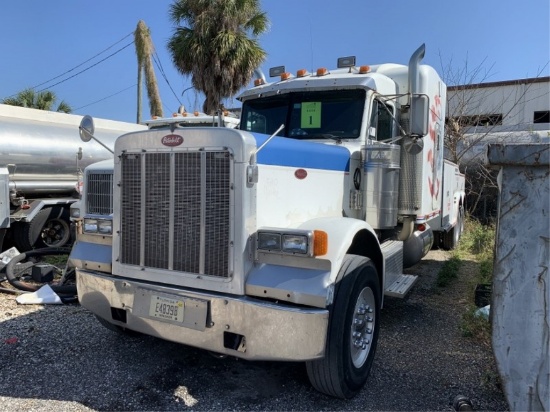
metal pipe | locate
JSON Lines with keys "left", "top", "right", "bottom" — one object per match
{"left": 9, "top": 180, "right": 77, "bottom": 195}
{"left": 397, "top": 216, "right": 415, "bottom": 241}
{"left": 254, "top": 68, "right": 266, "bottom": 82}
{"left": 407, "top": 44, "right": 426, "bottom": 136}
{"left": 408, "top": 43, "right": 426, "bottom": 98}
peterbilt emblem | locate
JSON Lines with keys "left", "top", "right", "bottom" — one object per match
{"left": 161, "top": 134, "right": 183, "bottom": 146}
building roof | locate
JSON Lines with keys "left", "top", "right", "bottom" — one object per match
{"left": 448, "top": 76, "right": 550, "bottom": 91}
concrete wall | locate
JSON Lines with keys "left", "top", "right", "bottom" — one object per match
{"left": 486, "top": 143, "right": 549, "bottom": 411}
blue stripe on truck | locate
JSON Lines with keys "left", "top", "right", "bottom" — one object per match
{"left": 252, "top": 133, "right": 350, "bottom": 172}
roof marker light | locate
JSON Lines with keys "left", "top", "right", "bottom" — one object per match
{"left": 316, "top": 67, "right": 328, "bottom": 76}
{"left": 297, "top": 69, "right": 308, "bottom": 77}
{"left": 359, "top": 65, "right": 371, "bottom": 74}
{"left": 194, "top": 111, "right": 199, "bottom": 116}
{"left": 254, "top": 78, "right": 265, "bottom": 87}
{"left": 280, "top": 72, "right": 291, "bottom": 81}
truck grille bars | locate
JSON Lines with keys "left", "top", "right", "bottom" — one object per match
{"left": 119, "top": 150, "right": 231, "bottom": 278}
{"left": 87, "top": 173, "right": 114, "bottom": 215}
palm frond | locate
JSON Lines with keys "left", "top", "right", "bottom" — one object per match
{"left": 167, "top": 0, "right": 269, "bottom": 114}
{"left": 2, "top": 88, "right": 72, "bottom": 112}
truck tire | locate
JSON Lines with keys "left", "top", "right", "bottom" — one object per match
{"left": 306, "top": 254, "right": 381, "bottom": 399}
{"left": 442, "top": 205, "right": 464, "bottom": 250}
{"left": 14, "top": 206, "right": 71, "bottom": 251}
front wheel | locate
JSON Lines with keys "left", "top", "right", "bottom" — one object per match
{"left": 306, "top": 255, "right": 381, "bottom": 399}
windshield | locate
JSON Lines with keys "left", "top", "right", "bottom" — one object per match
{"left": 240, "top": 89, "right": 366, "bottom": 139}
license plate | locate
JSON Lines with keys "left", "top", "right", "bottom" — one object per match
{"left": 149, "top": 295, "right": 185, "bottom": 322}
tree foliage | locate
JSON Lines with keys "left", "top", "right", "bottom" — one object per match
{"left": 167, "top": 0, "right": 269, "bottom": 114}
{"left": 135, "top": 20, "right": 163, "bottom": 122}
{"left": 2, "top": 88, "right": 72, "bottom": 113}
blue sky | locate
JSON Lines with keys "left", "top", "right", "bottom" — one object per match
{"left": 1, "top": 0, "right": 549, "bottom": 123}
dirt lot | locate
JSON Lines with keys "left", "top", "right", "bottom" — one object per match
{"left": 0, "top": 249, "right": 508, "bottom": 411}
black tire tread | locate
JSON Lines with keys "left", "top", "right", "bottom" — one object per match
{"left": 306, "top": 254, "right": 380, "bottom": 399}
{"left": 442, "top": 205, "right": 463, "bottom": 250}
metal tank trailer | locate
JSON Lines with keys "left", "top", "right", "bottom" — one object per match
{"left": 0, "top": 104, "right": 146, "bottom": 251}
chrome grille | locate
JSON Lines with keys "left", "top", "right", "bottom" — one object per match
{"left": 86, "top": 172, "right": 113, "bottom": 215}
{"left": 120, "top": 151, "right": 231, "bottom": 277}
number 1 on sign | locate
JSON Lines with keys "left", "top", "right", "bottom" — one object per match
{"left": 301, "top": 102, "right": 321, "bottom": 128}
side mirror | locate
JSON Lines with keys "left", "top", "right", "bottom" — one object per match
{"left": 410, "top": 95, "right": 429, "bottom": 137}
{"left": 79, "top": 115, "right": 95, "bottom": 142}
{"left": 78, "top": 115, "right": 114, "bottom": 154}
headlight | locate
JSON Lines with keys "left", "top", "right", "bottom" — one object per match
{"left": 84, "top": 218, "right": 112, "bottom": 235}
{"left": 282, "top": 234, "right": 308, "bottom": 254}
{"left": 98, "top": 220, "right": 113, "bottom": 234}
{"left": 256, "top": 229, "right": 327, "bottom": 256}
{"left": 83, "top": 219, "right": 98, "bottom": 233}
{"left": 257, "top": 232, "right": 281, "bottom": 251}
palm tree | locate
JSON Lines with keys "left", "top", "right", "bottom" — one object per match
{"left": 135, "top": 20, "right": 164, "bottom": 123}
{"left": 2, "top": 88, "right": 72, "bottom": 113}
{"left": 167, "top": 0, "right": 269, "bottom": 114}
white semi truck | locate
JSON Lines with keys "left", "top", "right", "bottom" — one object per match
{"left": 70, "top": 44, "right": 465, "bottom": 399}
{"left": 0, "top": 104, "right": 146, "bottom": 252}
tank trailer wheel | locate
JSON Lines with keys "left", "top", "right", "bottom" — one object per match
{"left": 38, "top": 210, "right": 71, "bottom": 248}
{"left": 14, "top": 207, "right": 72, "bottom": 251}
{"left": 306, "top": 255, "right": 381, "bottom": 399}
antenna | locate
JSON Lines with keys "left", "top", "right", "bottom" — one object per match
{"left": 309, "top": 17, "right": 314, "bottom": 72}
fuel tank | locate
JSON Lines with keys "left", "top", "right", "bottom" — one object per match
{"left": 0, "top": 104, "right": 146, "bottom": 196}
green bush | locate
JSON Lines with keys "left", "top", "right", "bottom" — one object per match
{"left": 459, "top": 218, "right": 495, "bottom": 257}
{"left": 450, "top": 217, "right": 497, "bottom": 346}
{"left": 436, "top": 255, "right": 461, "bottom": 287}
{"left": 460, "top": 306, "right": 492, "bottom": 345}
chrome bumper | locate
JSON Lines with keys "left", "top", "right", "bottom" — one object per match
{"left": 76, "top": 269, "right": 329, "bottom": 361}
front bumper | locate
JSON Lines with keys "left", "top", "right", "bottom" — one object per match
{"left": 77, "top": 269, "right": 329, "bottom": 361}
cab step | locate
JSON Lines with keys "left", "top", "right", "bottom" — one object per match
{"left": 381, "top": 240, "right": 418, "bottom": 298}
{"left": 384, "top": 274, "right": 418, "bottom": 298}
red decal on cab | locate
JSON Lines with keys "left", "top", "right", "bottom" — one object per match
{"left": 295, "top": 169, "right": 307, "bottom": 179}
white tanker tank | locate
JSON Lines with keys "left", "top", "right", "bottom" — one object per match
{"left": 0, "top": 103, "right": 146, "bottom": 251}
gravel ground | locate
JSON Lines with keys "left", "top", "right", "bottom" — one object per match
{"left": 0, "top": 249, "right": 508, "bottom": 411}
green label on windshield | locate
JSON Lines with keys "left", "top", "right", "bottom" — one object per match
{"left": 301, "top": 102, "right": 321, "bottom": 128}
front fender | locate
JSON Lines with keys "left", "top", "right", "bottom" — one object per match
{"left": 246, "top": 217, "right": 382, "bottom": 309}
{"left": 298, "top": 217, "right": 382, "bottom": 285}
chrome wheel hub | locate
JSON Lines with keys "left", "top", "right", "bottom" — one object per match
{"left": 350, "top": 287, "right": 376, "bottom": 368}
